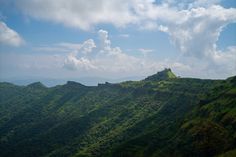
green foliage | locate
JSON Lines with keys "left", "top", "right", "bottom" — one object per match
{"left": 0, "top": 71, "right": 235, "bottom": 157}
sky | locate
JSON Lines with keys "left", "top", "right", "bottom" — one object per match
{"left": 0, "top": 0, "right": 236, "bottom": 85}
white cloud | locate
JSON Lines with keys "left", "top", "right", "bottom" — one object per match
{"left": 211, "top": 46, "right": 236, "bottom": 76}
{"left": 98, "top": 29, "right": 111, "bottom": 51}
{"left": 64, "top": 53, "right": 97, "bottom": 71}
{"left": 16, "top": 0, "right": 212, "bottom": 30}
{"left": 35, "top": 39, "right": 96, "bottom": 54}
{"left": 160, "top": 6, "right": 236, "bottom": 59}
{"left": 161, "top": 0, "right": 221, "bottom": 9}
{"left": 16, "top": 0, "right": 141, "bottom": 30}
{"left": 11, "top": 0, "right": 236, "bottom": 78}
{"left": 0, "top": 21, "right": 24, "bottom": 47}
{"left": 63, "top": 29, "right": 166, "bottom": 76}
{"left": 55, "top": 40, "right": 96, "bottom": 54}
{"left": 158, "top": 25, "right": 169, "bottom": 32}
{"left": 139, "top": 21, "right": 158, "bottom": 30}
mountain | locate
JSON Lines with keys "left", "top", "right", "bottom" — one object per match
{"left": 1, "top": 76, "right": 145, "bottom": 87}
{"left": 0, "top": 69, "right": 235, "bottom": 157}
{"left": 27, "top": 82, "right": 47, "bottom": 89}
{"left": 144, "top": 68, "right": 177, "bottom": 81}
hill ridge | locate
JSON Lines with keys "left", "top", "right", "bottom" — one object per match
{"left": 0, "top": 70, "right": 235, "bottom": 157}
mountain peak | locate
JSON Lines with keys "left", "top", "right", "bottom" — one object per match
{"left": 27, "top": 82, "right": 46, "bottom": 89}
{"left": 66, "top": 81, "right": 85, "bottom": 86}
{"left": 63, "top": 81, "right": 86, "bottom": 89}
{"left": 144, "top": 68, "right": 177, "bottom": 81}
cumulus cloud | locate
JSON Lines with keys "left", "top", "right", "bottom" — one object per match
{"left": 158, "top": 6, "right": 236, "bottom": 59}
{"left": 63, "top": 29, "right": 172, "bottom": 76}
{"left": 98, "top": 29, "right": 111, "bottom": 51}
{"left": 64, "top": 53, "right": 97, "bottom": 70}
{"left": 0, "top": 21, "right": 24, "bottom": 46}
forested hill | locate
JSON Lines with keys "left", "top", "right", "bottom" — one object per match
{"left": 0, "top": 69, "right": 236, "bottom": 157}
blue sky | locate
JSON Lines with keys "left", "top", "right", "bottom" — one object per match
{"left": 0, "top": 0, "right": 236, "bottom": 85}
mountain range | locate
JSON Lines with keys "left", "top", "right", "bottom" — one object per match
{"left": 0, "top": 69, "right": 235, "bottom": 157}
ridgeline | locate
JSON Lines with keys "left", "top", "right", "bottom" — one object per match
{"left": 0, "top": 69, "right": 236, "bottom": 157}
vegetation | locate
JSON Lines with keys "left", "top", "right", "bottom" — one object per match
{"left": 0, "top": 69, "right": 235, "bottom": 157}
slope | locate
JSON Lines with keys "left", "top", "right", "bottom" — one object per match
{"left": 0, "top": 70, "right": 235, "bottom": 157}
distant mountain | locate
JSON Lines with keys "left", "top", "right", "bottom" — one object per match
{"left": 27, "top": 82, "right": 47, "bottom": 89}
{"left": 0, "top": 69, "right": 235, "bottom": 157}
{"left": 1, "top": 76, "right": 145, "bottom": 87}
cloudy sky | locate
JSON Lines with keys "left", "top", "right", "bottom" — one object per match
{"left": 0, "top": 0, "right": 236, "bottom": 84}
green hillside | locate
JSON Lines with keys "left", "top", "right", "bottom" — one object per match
{"left": 0, "top": 69, "right": 235, "bottom": 157}
{"left": 144, "top": 68, "right": 177, "bottom": 81}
